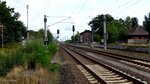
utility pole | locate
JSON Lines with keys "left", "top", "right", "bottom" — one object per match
{"left": 44, "top": 15, "right": 48, "bottom": 45}
{"left": 103, "top": 15, "right": 107, "bottom": 50}
{"left": 91, "top": 27, "right": 94, "bottom": 47}
{"left": 27, "top": 5, "right": 29, "bottom": 41}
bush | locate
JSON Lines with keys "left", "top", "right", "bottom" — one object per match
{"left": 22, "top": 40, "right": 51, "bottom": 68}
{"left": 49, "top": 63, "right": 61, "bottom": 72}
{"left": 48, "top": 43, "right": 58, "bottom": 56}
{"left": 0, "top": 40, "right": 58, "bottom": 76}
{"left": 0, "top": 49, "right": 26, "bottom": 76}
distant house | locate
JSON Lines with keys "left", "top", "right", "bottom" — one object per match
{"left": 80, "top": 30, "right": 92, "bottom": 43}
{"left": 127, "top": 26, "right": 149, "bottom": 44}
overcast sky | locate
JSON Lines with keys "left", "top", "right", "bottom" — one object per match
{"left": 2, "top": 0, "right": 150, "bottom": 41}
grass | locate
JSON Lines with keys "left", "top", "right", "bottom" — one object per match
{"left": 49, "top": 63, "right": 61, "bottom": 72}
{"left": 0, "top": 67, "right": 60, "bottom": 84}
{"left": 0, "top": 42, "right": 22, "bottom": 56}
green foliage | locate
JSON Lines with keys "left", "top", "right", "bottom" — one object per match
{"left": 0, "top": 1, "right": 26, "bottom": 42}
{"left": 123, "top": 16, "right": 132, "bottom": 30}
{"left": 48, "top": 43, "right": 58, "bottom": 56}
{"left": 71, "top": 31, "right": 80, "bottom": 43}
{"left": 108, "top": 20, "right": 127, "bottom": 43}
{"left": 22, "top": 40, "right": 51, "bottom": 68}
{"left": 49, "top": 63, "right": 61, "bottom": 72}
{"left": 0, "top": 39, "right": 58, "bottom": 76}
{"left": 131, "top": 17, "right": 139, "bottom": 28}
{"left": 93, "top": 34, "right": 101, "bottom": 42}
{"left": 37, "top": 29, "right": 53, "bottom": 42}
{"left": 88, "top": 14, "right": 114, "bottom": 36}
{"left": 0, "top": 50, "right": 25, "bottom": 76}
{"left": 143, "top": 13, "right": 150, "bottom": 38}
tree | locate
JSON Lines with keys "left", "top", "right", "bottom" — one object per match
{"left": 124, "top": 16, "right": 132, "bottom": 30}
{"left": 88, "top": 14, "right": 114, "bottom": 39}
{"left": 0, "top": 1, "right": 26, "bottom": 42}
{"left": 119, "top": 16, "right": 132, "bottom": 30}
{"left": 143, "top": 13, "right": 150, "bottom": 38}
{"left": 93, "top": 34, "right": 101, "bottom": 43}
{"left": 108, "top": 20, "right": 127, "bottom": 43}
{"left": 37, "top": 29, "right": 53, "bottom": 43}
{"left": 131, "top": 17, "right": 139, "bottom": 27}
{"left": 71, "top": 31, "right": 80, "bottom": 43}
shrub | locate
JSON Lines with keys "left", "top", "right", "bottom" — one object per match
{"left": 47, "top": 43, "right": 58, "bottom": 56}
{"left": 22, "top": 40, "right": 51, "bottom": 68}
{"left": 49, "top": 63, "right": 61, "bottom": 72}
{"left": 0, "top": 40, "right": 58, "bottom": 76}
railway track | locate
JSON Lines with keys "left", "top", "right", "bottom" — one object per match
{"left": 62, "top": 45, "right": 146, "bottom": 84}
{"left": 68, "top": 44, "right": 150, "bottom": 71}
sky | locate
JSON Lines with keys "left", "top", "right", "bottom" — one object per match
{"left": 2, "top": 0, "right": 150, "bottom": 41}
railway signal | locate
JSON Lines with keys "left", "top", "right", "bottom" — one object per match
{"left": 72, "top": 25, "right": 75, "bottom": 43}
{"left": 57, "top": 29, "right": 59, "bottom": 39}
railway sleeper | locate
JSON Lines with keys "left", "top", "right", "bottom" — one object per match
{"left": 106, "top": 79, "right": 131, "bottom": 83}
{"left": 86, "top": 65, "right": 133, "bottom": 84}
{"left": 121, "top": 60, "right": 150, "bottom": 70}
{"left": 77, "top": 65, "right": 100, "bottom": 84}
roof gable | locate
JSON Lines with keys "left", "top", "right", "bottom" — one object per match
{"left": 80, "top": 30, "right": 91, "bottom": 35}
{"left": 128, "top": 26, "right": 149, "bottom": 35}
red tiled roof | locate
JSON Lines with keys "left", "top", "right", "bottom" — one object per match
{"left": 128, "top": 26, "right": 149, "bottom": 36}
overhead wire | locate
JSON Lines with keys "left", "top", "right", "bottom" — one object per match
{"left": 108, "top": 0, "right": 132, "bottom": 14}
{"left": 114, "top": 0, "right": 141, "bottom": 17}
{"left": 46, "top": 0, "right": 51, "bottom": 14}
{"left": 74, "top": 0, "right": 88, "bottom": 19}
{"left": 47, "top": 17, "right": 71, "bottom": 27}
{"left": 70, "top": 0, "right": 82, "bottom": 17}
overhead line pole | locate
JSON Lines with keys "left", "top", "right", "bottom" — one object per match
{"left": 44, "top": 15, "right": 48, "bottom": 46}
{"left": 27, "top": 5, "right": 29, "bottom": 41}
{"left": 103, "top": 15, "right": 107, "bottom": 50}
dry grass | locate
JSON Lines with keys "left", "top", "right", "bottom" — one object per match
{"left": 0, "top": 67, "right": 60, "bottom": 84}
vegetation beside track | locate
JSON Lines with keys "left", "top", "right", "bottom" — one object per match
{"left": 0, "top": 40, "right": 61, "bottom": 83}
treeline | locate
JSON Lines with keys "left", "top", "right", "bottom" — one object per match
{"left": 69, "top": 13, "right": 150, "bottom": 44}
{"left": 88, "top": 14, "right": 150, "bottom": 43}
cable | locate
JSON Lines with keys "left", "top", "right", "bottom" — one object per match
{"left": 74, "top": 0, "right": 88, "bottom": 19}
{"left": 47, "top": 17, "right": 71, "bottom": 27}
{"left": 114, "top": 0, "right": 141, "bottom": 16}
{"left": 70, "top": 0, "right": 82, "bottom": 16}
{"left": 108, "top": 0, "right": 132, "bottom": 14}
{"left": 46, "top": 0, "right": 51, "bottom": 14}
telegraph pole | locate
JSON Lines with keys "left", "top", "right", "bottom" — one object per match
{"left": 103, "top": 15, "right": 107, "bottom": 50}
{"left": 44, "top": 15, "right": 48, "bottom": 45}
{"left": 27, "top": 5, "right": 29, "bottom": 41}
